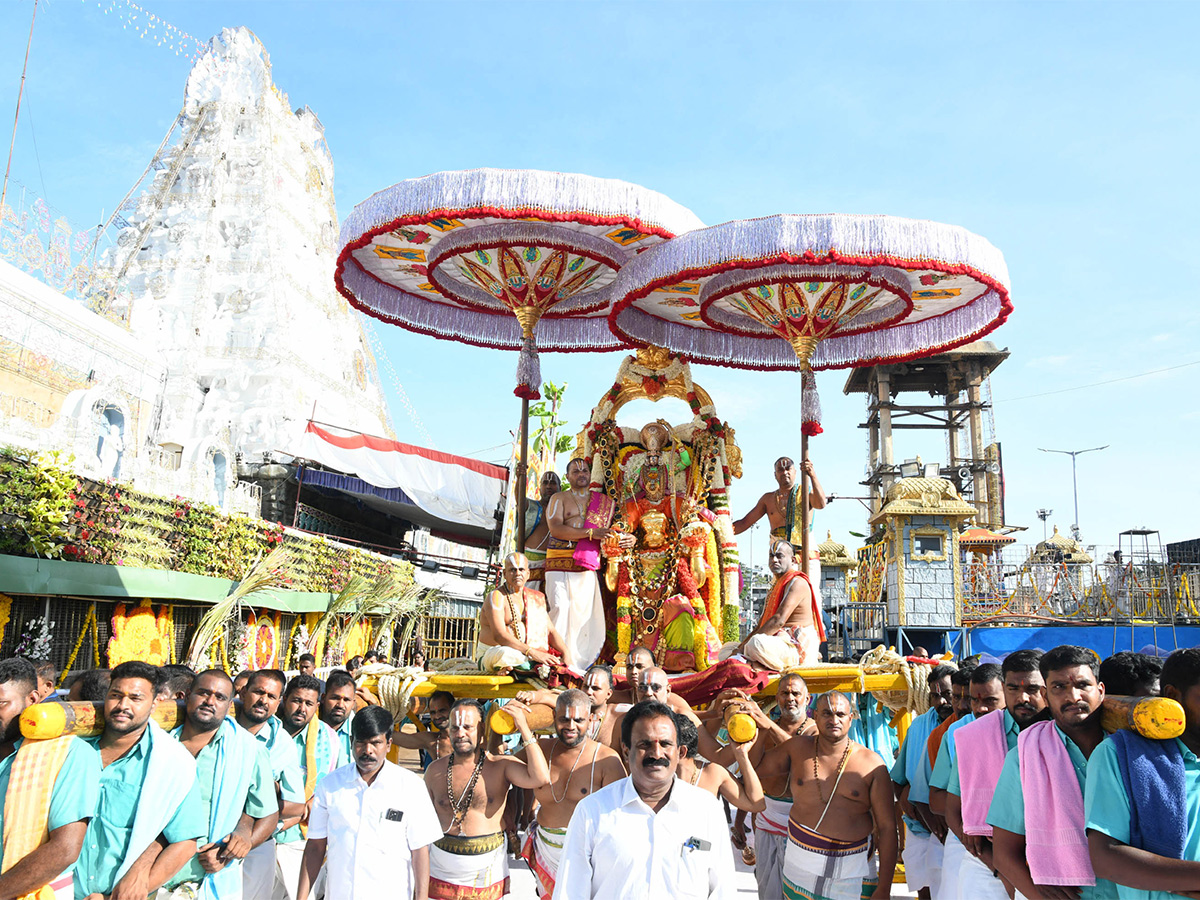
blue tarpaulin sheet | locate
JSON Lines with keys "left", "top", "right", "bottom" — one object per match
{"left": 967, "top": 624, "right": 1200, "bottom": 658}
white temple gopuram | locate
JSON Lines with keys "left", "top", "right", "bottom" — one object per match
{"left": 0, "top": 27, "right": 392, "bottom": 515}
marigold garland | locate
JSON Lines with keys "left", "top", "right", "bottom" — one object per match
{"left": 615, "top": 561, "right": 633, "bottom": 658}
{"left": 0, "top": 595, "right": 11, "bottom": 646}
{"left": 157, "top": 605, "right": 174, "bottom": 665}
{"left": 59, "top": 603, "right": 98, "bottom": 685}
{"left": 109, "top": 599, "right": 169, "bottom": 666}
{"left": 689, "top": 592, "right": 710, "bottom": 671}
{"left": 284, "top": 617, "right": 302, "bottom": 670}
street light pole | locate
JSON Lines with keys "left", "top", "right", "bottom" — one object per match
{"left": 1036, "top": 508, "right": 1053, "bottom": 542}
{"left": 1038, "top": 446, "right": 1109, "bottom": 539}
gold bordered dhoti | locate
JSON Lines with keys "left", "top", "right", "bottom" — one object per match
{"left": 782, "top": 820, "right": 877, "bottom": 900}
{"left": 429, "top": 832, "right": 510, "bottom": 900}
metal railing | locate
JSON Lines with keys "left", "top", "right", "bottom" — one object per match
{"left": 960, "top": 545, "right": 1200, "bottom": 624}
{"left": 833, "top": 602, "right": 888, "bottom": 660}
{"left": 421, "top": 615, "right": 478, "bottom": 661}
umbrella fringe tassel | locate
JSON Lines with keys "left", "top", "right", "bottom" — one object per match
{"left": 515, "top": 336, "right": 542, "bottom": 400}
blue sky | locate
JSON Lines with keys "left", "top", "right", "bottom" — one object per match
{"left": 2, "top": 1, "right": 1198, "bottom": 564}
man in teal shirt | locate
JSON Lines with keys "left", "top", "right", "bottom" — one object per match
{"left": 76, "top": 661, "right": 206, "bottom": 900}
{"left": 0, "top": 658, "right": 100, "bottom": 899}
{"left": 929, "top": 662, "right": 1003, "bottom": 900}
{"left": 1086, "top": 647, "right": 1200, "bottom": 899}
{"left": 319, "top": 671, "right": 356, "bottom": 767}
{"left": 891, "top": 664, "right": 954, "bottom": 900}
{"left": 275, "top": 674, "right": 339, "bottom": 900}
{"left": 989, "top": 645, "right": 1118, "bottom": 900}
{"left": 165, "top": 669, "right": 278, "bottom": 899}
{"left": 945, "top": 650, "right": 1046, "bottom": 900}
{"left": 236, "top": 669, "right": 305, "bottom": 898}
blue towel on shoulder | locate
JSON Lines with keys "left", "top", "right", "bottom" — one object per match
{"left": 1110, "top": 729, "right": 1187, "bottom": 860}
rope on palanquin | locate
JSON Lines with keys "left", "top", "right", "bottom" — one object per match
{"left": 858, "top": 645, "right": 931, "bottom": 716}
{"left": 375, "top": 666, "right": 427, "bottom": 720}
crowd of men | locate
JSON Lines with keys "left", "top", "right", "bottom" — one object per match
{"left": 0, "top": 639, "right": 1197, "bottom": 899}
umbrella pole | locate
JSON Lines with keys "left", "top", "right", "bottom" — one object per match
{"left": 517, "top": 396, "right": 529, "bottom": 553}
{"left": 800, "top": 432, "right": 811, "bottom": 576}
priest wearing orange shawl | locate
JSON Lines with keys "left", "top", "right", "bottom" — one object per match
{"left": 721, "top": 540, "right": 824, "bottom": 670}
{"left": 476, "top": 553, "right": 567, "bottom": 673}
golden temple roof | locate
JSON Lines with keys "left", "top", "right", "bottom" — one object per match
{"left": 869, "top": 477, "right": 978, "bottom": 525}
{"left": 1030, "top": 526, "right": 1093, "bottom": 564}
{"left": 818, "top": 531, "right": 857, "bottom": 568}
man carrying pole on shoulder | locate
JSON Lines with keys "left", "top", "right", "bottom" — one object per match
{"left": 0, "top": 658, "right": 100, "bottom": 900}
{"left": 518, "top": 689, "right": 625, "bottom": 899}
{"left": 758, "top": 691, "right": 897, "bottom": 900}
{"left": 1085, "top": 646, "right": 1200, "bottom": 899}
{"left": 424, "top": 699, "right": 550, "bottom": 899}
{"left": 75, "top": 661, "right": 206, "bottom": 900}
{"left": 989, "top": 645, "right": 1117, "bottom": 900}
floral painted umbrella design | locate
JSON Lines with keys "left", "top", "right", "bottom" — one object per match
{"left": 335, "top": 168, "right": 703, "bottom": 547}
{"left": 336, "top": 169, "right": 705, "bottom": 394}
{"left": 608, "top": 213, "right": 1012, "bottom": 562}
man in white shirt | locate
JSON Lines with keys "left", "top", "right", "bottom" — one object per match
{"left": 552, "top": 699, "right": 736, "bottom": 900}
{"left": 299, "top": 706, "right": 442, "bottom": 900}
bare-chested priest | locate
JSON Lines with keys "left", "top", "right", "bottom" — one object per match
{"left": 674, "top": 713, "right": 766, "bottom": 813}
{"left": 517, "top": 663, "right": 622, "bottom": 749}
{"left": 518, "top": 689, "right": 625, "bottom": 898}
{"left": 608, "top": 666, "right": 706, "bottom": 758}
{"left": 759, "top": 691, "right": 897, "bottom": 900}
{"left": 424, "top": 699, "right": 550, "bottom": 899}
{"left": 476, "top": 553, "right": 566, "bottom": 673}
{"left": 724, "top": 674, "right": 819, "bottom": 899}
{"left": 544, "top": 457, "right": 634, "bottom": 670}
{"left": 733, "top": 455, "right": 826, "bottom": 554}
{"left": 722, "top": 539, "right": 824, "bottom": 670}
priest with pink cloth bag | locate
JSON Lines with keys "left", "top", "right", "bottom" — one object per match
{"left": 544, "top": 458, "right": 624, "bottom": 671}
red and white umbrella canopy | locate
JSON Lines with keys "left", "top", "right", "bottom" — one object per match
{"left": 608, "top": 213, "right": 1011, "bottom": 374}
{"left": 335, "top": 168, "right": 704, "bottom": 358}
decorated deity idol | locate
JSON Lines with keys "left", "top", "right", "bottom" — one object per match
{"left": 577, "top": 347, "right": 743, "bottom": 673}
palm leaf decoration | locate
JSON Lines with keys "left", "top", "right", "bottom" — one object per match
{"left": 372, "top": 578, "right": 441, "bottom": 662}
{"left": 308, "top": 575, "right": 373, "bottom": 665}
{"left": 187, "top": 546, "right": 292, "bottom": 670}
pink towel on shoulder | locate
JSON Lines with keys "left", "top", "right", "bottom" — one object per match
{"left": 954, "top": 707, "right": 1009, "bottom": 836}
{"left": 1017, "top": 720, "right": 1096, "bottom": 887}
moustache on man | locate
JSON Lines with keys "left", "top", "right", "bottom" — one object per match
{"left": 641, "top": 757, "right": 671, "bottom": 769}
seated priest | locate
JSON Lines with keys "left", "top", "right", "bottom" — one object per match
{"left": 476, "top": 552, "right": 567, "bottom": 673}
{"left": 720, "top": 539, "right": 823, "bottom": 670}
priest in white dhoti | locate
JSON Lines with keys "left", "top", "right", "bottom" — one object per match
{"left": 475, "top": 553, "right": 567, "bottom": 672}
{"left": 544, "top": 457, "right": 634, "bottom": 671}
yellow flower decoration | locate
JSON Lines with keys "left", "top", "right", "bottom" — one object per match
{"left": 109, "top": 599, "right": 169, "bottom": 666}
{"left": 0, "top": 595, "right": 11, "bottom": 646}
{"left": 252, "top": 615, "right": 278, "bottom": 669}
{"left": 343, "top": 620, "right": 371, "bottom": 660}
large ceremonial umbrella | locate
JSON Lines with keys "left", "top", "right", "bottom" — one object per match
{"left": 608, "top": 214, "right": 1012, "bottom": 563}
{"left": 335, "top": 169, "right": 703, "bottom": 548}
